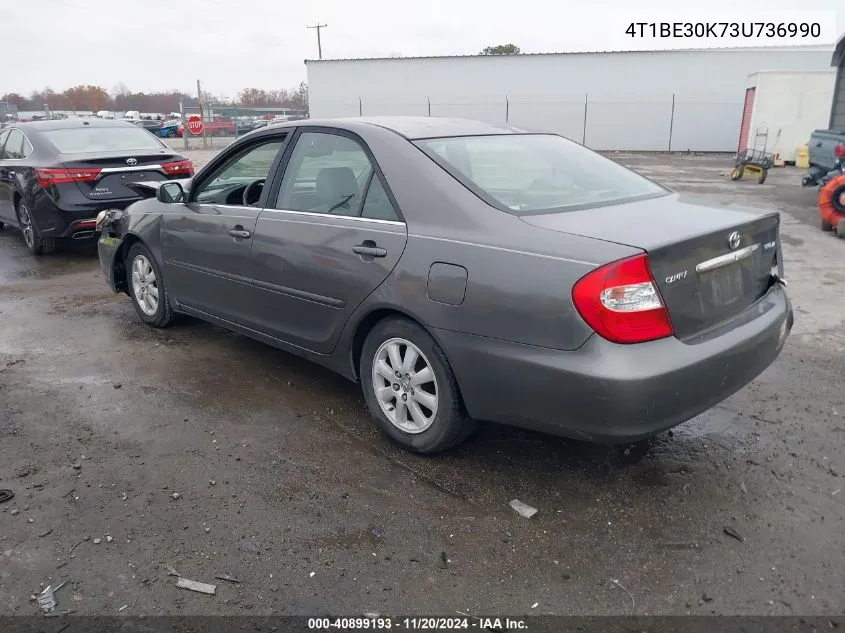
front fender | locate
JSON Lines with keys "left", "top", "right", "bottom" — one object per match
{"left": 97, "top": 232, "right": 126, "bottom": 293}
{"left": 97, "top": 206, "right": 166, "bottom": 294}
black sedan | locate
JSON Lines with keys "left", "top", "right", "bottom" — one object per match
{"left": 0, "top": 119, "right": 193, "bottom": 255}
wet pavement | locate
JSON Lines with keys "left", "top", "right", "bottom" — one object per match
{"left": 0, "top": 153, "right": 843, "bottom": 617}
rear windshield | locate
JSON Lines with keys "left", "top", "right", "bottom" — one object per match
{"left": 414, "top": 134, "right": 668, "bottom": 214}
{"left": 42, "top": 126, "right": 165, "bottom": 154}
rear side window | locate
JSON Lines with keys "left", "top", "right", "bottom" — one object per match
{"left": 360, "top": 177, "right": 399, "bottom": 221}
{"left": 415, "top": 134, "right": 667, "bottom": 215}
{"left": 2, "top": 129, "right": 28, "bottom": 159}
{"left": 275, "top": 132, "right": 375, "bottom": 216}
{"left": 42, "top": 126, "right": 165, "bottom": 153}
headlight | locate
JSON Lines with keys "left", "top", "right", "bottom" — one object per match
{"left": 95, "top": 209, "right": 122, "bottom": 231}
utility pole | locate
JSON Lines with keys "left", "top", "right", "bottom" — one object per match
{"left": 196, "top": 78, "right": 208, "bottom": 149}
{"left": 307, "top": 23, "right": 327, "bottom": 59}
{"left": 180, "top": 99, "right": 188, "bottom": 151}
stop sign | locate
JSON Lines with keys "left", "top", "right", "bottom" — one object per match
{"left": 186, "top": 115, "right": 204, "bottom": 136}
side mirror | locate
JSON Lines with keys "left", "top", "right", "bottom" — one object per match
{"left": 158, "top": 181, "right": 185, "bottom": 203}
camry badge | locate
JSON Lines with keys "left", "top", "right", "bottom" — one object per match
{"left": 727, "top": 231, "right": 741, "bottom": 250}
{"left": 126, "top": 158, "right": 138, "bottom": 166}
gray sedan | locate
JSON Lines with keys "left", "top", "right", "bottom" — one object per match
{"left": 96, "top": 117, "right": 793, "bottom": 454}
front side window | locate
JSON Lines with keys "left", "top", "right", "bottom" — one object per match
{"left": 415, "top": 134, "right": 668, "bottom": 215}
{"left": 193, "top": 138, "right": 286, "bottom": 206}
{"left": 0, "top": 130, "right": 10, "bottom": 156}
{"left": 276, "top": 132, "right": 374, "bottom": 216}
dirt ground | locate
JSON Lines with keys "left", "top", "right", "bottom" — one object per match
{"left": 0, "top": 150, "right": 843, "bottom": 618}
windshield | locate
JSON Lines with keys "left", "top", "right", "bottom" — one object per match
{"left": 415, "top": 134, "right": 668, "bottom": 214}
{"left": 42, "top": 126, "right": 166, "bottom": 153}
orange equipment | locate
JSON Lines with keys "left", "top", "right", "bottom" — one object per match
{"left": 818, "top": 173, "right": 845, "bottom": 238}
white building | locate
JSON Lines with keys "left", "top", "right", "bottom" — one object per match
{"left": 739, "top": 70, "right": 837, "bottom": 161}
{"left": 306, "top": 45, "right": 834, "bottom": 152}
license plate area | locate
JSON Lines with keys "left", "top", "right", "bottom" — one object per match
{"left": 704, "top": 264, "right": 744, "bottom": 308}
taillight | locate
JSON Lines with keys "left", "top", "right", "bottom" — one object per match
{"left": 572, "top": 253, "right": 674, "bottom": 344}
{"left": 162, "top": 160, "right": 194, "bottom": 176}
{"left": 36, "top": 167, "right": 101, "bottom": 188}
{"left": 835, "top": 143, "right": 845, "bottom": 158}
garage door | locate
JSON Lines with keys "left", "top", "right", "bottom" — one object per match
{"left": 832, "top": 64, "right": 845, "bottom": 130}
{"left": 737, "top": 87, "right": 755, "bottom": 153}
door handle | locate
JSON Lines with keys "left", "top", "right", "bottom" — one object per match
{"left": 228, "top": 228, "right": 251, "bottom": 239}
{"left": 352, "top": 244, "right": 387, "bottom": 257}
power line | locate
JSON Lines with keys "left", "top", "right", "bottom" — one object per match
{"left": 307, "top": 23, "right": 328, "bottom": 60}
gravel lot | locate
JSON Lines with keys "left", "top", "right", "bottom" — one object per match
{"left": 0, "top": 149, "right": 843, "bottom": 617}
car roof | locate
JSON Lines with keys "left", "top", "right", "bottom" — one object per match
{"left": 14, "top": 118, "right": 139, "bottom": 132}
{"left": 264, "top": 116, "right": 528, "bottom": 140}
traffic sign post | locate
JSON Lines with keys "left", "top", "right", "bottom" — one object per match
{"left": 187, "top": 115, "right": 204, "bottom": 136}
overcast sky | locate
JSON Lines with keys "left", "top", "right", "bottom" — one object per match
{"left": 2, "top": 0, "right": 842, "bottom": 99}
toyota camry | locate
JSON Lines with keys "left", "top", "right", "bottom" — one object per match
{"left": 96, "top": 116, "right": 793, "bottom": 454}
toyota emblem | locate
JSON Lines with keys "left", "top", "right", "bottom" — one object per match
{"left": 126, "top": 158, "right": 138, "bottom": 166}
{"left": 727, "top": 231, "right": 741, "bottom": 250}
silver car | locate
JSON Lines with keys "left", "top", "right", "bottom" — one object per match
{"left": 96, "top": 117, "right": 793, "bottom": 454}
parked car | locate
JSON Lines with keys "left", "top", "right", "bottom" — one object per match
{"left": 0, "top": 119, "right": 193, "bottom": 255}
{"left": 129, "top": 119, "right": 163, "bottom": 134}
{"left": 174, "top": 117, "right": 236, "bottom": 138}
{"left": 96, "top": 116, "right": 793, "bottom": 454}
{"left": 236, "top": 120, "right": 255, "bottom": 135}
{"left": 803, "top": 128, "right": 845, "bottom": 187}
{"left": 158, "top": 120, "right": 181, "bottom": 138}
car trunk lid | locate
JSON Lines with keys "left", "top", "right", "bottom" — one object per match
{"left": 58, "top": 150, "right": 179, "bottom": 201}
{"left": 520, "top": 193, "right": 781, "bottom": 340}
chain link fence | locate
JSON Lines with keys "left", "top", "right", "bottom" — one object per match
{"left": 309, "top": 93, "right": 745, "bottom": 153}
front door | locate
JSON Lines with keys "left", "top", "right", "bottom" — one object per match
{"left": 250, "top": 129, "right": 408, "bottom": 354}
{"left": 160, "top": 134, "right": 288, "bottom": 326}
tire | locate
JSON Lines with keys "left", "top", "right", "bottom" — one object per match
{"left": 730, "top": 165, "right": 744, "bottom": 181}
{"left": 818, "top": 175, "right": 845, "bottom": 235}
{"left": 126, "top": 242, "right": 175, "bottom": 327}
{"left": 838, "top": 219, "right": 845, "bottom": 240}
{"left": 757, "top": 168, "right": 768, "bottom": 185}
{"left": 821, "top": 217, "right": 833, "bottom": 232}
{"left": 16, "top": 200, "right": 55, "bottom": 255}
{"left": 360, "top": 317, "right": 474, "bottom": 454}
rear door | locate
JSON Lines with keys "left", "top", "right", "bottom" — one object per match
{"left": 161, "top": 134, "right": 289, "bottom": 326}
{"left": 250, "top": 129, "right": 408, "bottom": 354}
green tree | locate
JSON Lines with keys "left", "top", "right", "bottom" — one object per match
{"left": 480, "top": 44, "right": 521, "bottom": 55}
{"left": 290, "top": 82, "right": 308, "bottom": 110}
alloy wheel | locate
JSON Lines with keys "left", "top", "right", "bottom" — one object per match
{"left": 371, "top": 337, "right": 439, "bottom": 434}
{"left": 18, "top": 204, "right": 35, "bottom": 250}
{"left": 131, "top": 254, "right": 159, "bottom": 316}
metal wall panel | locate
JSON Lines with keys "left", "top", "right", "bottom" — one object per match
{"left": 307, "top": 47, "right": 834, "bottom": 151}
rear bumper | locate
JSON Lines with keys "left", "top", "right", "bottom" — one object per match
{"left": 436, "top": 284, "right": 793, "bottom": 444}
{"left": 31, "top": 193, "right": 136, "bottom": 239}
